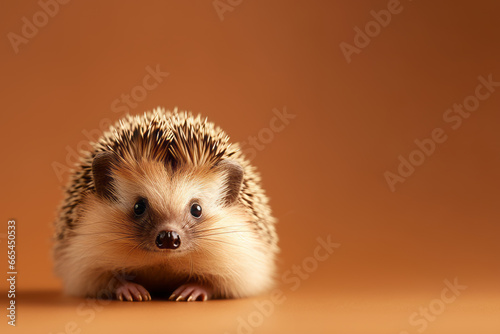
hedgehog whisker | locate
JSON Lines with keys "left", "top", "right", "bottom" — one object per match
{"left": 79, "top": 220, "right": 143, "bottom": 231}
{"left": 192, "top": 225, "right": 250, "bottom": 234}
{"left": 192, "top": 228, "right": 253, "bottom": 235}
{"left": 193, "top": 237, "right": 244, "bottom": 248}
{"left": 193, "top": 231, "right": 255, "bottom": 239}
{"left": 76, "top": 231, "right": 134, "bottom": 237}
{"left": 188, "top": 253, "right": 194, "bottom": 281}
{"left": 122, "top": 241, "right": 146, "bottom": 265}
{"left": 92, "top": 236, "right": 137, "bottom": 248}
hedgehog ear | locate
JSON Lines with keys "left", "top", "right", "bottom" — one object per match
{"left": 92, "top": 151, "right": 118, "bottom": 201}
{"left": 216, "top": 159, "right": 244, "bottom": 206}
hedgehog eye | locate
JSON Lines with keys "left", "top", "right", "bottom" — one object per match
{"left": 190, "top": 203, "right": 202, "bottom": 218}
{"left": 134, "top": 198, "right": 147, "bottom": 216}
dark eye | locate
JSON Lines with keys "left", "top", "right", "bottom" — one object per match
{"left": 134, "top": 199, "right": 147, "bottom": 216}
{"left": 190, "top": 203, "right": 202, "bottom": 218}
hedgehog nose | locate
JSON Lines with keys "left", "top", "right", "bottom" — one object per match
{"left": 155, "top": 231, "right": 181, "bottom": 249}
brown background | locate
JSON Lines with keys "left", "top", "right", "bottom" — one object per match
{"left": 1, "top": 0, "right": 499, "bottom": 333}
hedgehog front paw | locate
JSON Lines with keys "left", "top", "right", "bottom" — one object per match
{"left": 115, "top": 281, "right": 151, "bottom": 302}
{"left": 168, "top": 283, "right": 213, "bottom": 302}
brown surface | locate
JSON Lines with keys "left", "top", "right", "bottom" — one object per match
{"left": 1, "top": 0, "right": 499, "bottom": 333}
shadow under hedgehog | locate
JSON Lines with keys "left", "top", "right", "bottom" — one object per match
{"left": 53, "top": 108, "right": 278, "bottom": 302}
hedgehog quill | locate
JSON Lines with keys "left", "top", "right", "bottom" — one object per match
{"left": 53, "top": 108, "right": 278, "bottom": 301}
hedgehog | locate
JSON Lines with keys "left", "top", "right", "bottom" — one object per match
{"left": 53, "top": 107, "right": 278, "bottom": 301}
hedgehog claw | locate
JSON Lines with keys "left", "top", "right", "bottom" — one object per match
{"left": 169, "top": 283, "right": 212, "bottom": 302}
{"left": 115, "top": 281, "right": 151, "bottom": 302}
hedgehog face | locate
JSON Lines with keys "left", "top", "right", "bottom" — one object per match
{"left": 88, "top": 151, "right": 245, "bottom": 264}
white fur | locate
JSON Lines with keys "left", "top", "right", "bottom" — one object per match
{"left": 54, "top": 159, "right": 276, "bottom": 299}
